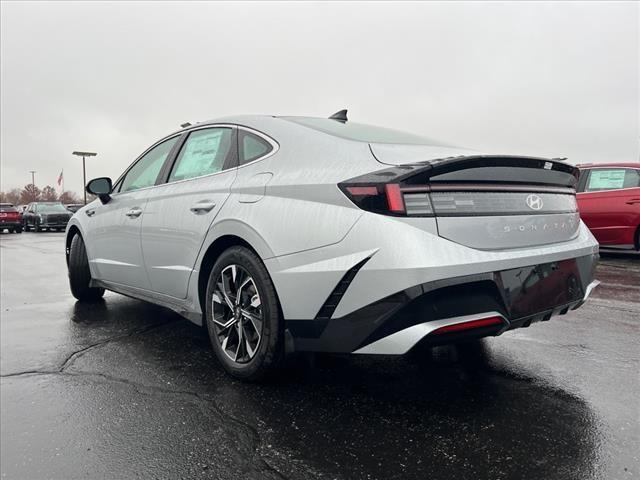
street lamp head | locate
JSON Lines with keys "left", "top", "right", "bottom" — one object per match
{"left": 72, "top": 151, "right": 97, "bottom": 157}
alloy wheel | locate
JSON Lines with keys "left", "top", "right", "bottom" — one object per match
{"left": 212, "top": 264, "right": 263, "bottom": 363}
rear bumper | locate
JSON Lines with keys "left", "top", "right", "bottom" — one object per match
{"left": 0, "top": 221, "right": 21, "bottom": 228}
{"left": 286, "top": 253, "right": 598, "bottom": 354}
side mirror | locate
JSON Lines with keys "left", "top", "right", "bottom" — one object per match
{"left": 86, "top": 177, "right": 113, "bottom": 204}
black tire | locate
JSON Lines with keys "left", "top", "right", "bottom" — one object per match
{"left": 68, "top": 234, "right": 105, "bottom": 301}
{"left": 635, "top": 226, "right": 640, "bottom": 251}
{"left": 205, "top": 246, "right": 283, "bottom": 381}
{"left": 15, "top": 227, "right": 22, "bottom": 234}
{"left": 9, "top": 229, "right": 14, "bottom": 233}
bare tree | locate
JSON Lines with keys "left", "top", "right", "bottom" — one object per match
{"left": 6, "top": 188, "right": 22, "bottom": 204}
{"left": 41, "top": 185, "right": 59, "bottom": 201}
{"left": 20, "top": 184, "right": 41, "bottom": 203}
{"left": 59, "top": 191, "right": 83, "bottom": 204}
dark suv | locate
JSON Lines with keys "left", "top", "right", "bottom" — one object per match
{"left": 0, "top": 203, "right": 22, "bottom": 233}
{"left": 23, "top": 202, "right": 73, "bottom": 232}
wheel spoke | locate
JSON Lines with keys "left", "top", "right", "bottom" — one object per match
{"left": 221, "top": 331, "right": 230, "bottom": 352}
{"left": 241, "top": 309, "right": 262, "bottom": 337}
{"left": 234, "top": 323, "right": 243, "bottom": 361}
{"left": 245, "top": 334, "right": 255, "bottom": 358}
{"left": 230, "top": 264, "right": 237, "bottom": 284}
{"left": 237, "top": 276, "right": 256, "bottom": 309}
{"left": 219, "top": 270, "right": 236, "bottom": 309}
{"left": 212, "top": 314, "right": 236, "bottom": 329}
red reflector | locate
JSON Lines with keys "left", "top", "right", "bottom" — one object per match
{"left": 385, "top": 184, "right": 405, "bottom": 213}
{"left": 346, "top": 186, "right": 378, "bottom": 196}
{"left": 432, "top": 316, "right": 503, "bottom": 335}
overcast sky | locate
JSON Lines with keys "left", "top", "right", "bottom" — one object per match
{"left": 1, "top": 1, "right": 638, "bottom": 193}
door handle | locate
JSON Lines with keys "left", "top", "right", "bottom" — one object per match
{"left": 125, "top": 208, "right": 143, "bottom": 218}
{"left": 85, "top": 209, "right": 95, "bottom": 217}
{"left": 189, "top": 201, "right": 216, "bottom": 214}
{"left": 626, "top": 199, "right": 640, "bottom": 205}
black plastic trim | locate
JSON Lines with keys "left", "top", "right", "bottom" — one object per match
{"left": 286, "top": 254, "right": 598, "bottom": 353}
{"left": 315, "top": 257, "right": 371, "bottom": 320}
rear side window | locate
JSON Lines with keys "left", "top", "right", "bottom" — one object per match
{"left": 239, "top": 131, "right": 273, "bottom": 165}
{"left": 168, "top": 128, "right": 233, "bottom": 182}
{"left": 585, "top": 168, "right": 640, "bottom": 192}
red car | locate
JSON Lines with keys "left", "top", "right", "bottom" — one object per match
{"left": 0, "top": 203, "right": 23, "bottom": 233}
{"left": 577, "top": 163, "right": 640, "bottom": 250}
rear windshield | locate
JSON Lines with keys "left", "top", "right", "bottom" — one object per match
{"left": 0, "top": 204, "right": 17, "bottom": 212}
{"left": 282, "top": 117, "right": 447, "bottom": 146}
{"left": 37, "top": 203, "right": 68, "bottom": 213}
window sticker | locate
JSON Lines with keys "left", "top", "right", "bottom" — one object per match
{"left": 173, "top": 130, "right": 225, "bottom": 180}
{"left": 587, "top": 169, "right": 626, "bottom": 191}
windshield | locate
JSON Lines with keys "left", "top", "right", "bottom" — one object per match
{"left": 282, "top": 117, "right": 447, "bottom": 146}
{"left": 37, "top": 203, "right": 69, "bottom": 213}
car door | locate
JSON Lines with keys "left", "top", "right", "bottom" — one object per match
{"left": 577, "top": 167, "right": 640, "bottom": 245}
{"left": 83, "top": 135, "right": 180, "bottom": 289}
{"left": 140, "top": 126, "right": 238, "bottom": 298}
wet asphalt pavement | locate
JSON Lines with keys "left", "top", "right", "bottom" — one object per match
{"left": 1, "top": 232, "right": 638, "bottom": 480}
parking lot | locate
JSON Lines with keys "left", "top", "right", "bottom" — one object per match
{"left": 1, "top": 231, "right": 638, "bottom": 480}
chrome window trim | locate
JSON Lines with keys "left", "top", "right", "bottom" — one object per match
{"left": 108, "top": 124, "right": 280, "bottom": 196}
{"left": 236, "top": 125, "right": 280, "bottom": 169}
{"left": 157, "top": 124, "right": 279, "bottom": 186}
{"left": 578, "top": 187, "right": 640, "bottom": 194}
{"left": 578, "top": 167, "right": 640, "bottom": 194}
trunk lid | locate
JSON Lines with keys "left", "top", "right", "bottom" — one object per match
{"left": 369, "top": 146, "right": 581, "bottom": 250}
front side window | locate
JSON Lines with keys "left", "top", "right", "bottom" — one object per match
{"left": 585, "top": 168, "right": 640, "bottom": 192}
{"left": 239, "top": 130, "right": 272, "bottom": 165}
{"left": 120, "top": 136, "right": 179, "bottom": 193}
{"left": 168, "top": 128, "right": 233, "bottom": 182}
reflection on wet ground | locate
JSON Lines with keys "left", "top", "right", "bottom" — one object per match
{"left": 1, "top": 233, "right": 638, "bottom": 479}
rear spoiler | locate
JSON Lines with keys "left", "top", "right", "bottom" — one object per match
{"left": 359, "top": 155, "right": 579, "bottom": 190}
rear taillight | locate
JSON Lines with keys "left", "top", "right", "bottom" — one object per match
{"left": 431, "top": 316, "right": 504, "bottom": 335}
{"left": 341, "top": 182, "right": 433, "bottom": 217}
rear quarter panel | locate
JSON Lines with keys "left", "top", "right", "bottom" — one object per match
{"left": 218, "top": 118, "right": 380, "bottom": 257}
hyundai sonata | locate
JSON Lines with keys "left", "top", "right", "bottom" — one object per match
{"left": 66, "top": 111, "right": 599, "bottom": 380}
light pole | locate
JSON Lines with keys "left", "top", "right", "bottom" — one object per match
{"left": 29, "top": 170, "right": 36, "bottom": 201}
{"left": 72, "top": 151, "right": 97, "bottom": 205}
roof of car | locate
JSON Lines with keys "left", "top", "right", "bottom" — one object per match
{"left": 577, "top": 162, "right": 640, "bottom": 168}
{"left": 175, "top": 115, "right": 452, "bottom": 147}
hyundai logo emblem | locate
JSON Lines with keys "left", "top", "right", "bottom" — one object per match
{"left": 526, "top": 194, "right": 543, "bottom": 211}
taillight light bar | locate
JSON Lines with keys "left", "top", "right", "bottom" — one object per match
{"left": 342, "top": 183, "right": 432, "bottom": 216}
{"left": 431, "top": 316, "right": 504, "bottom": 335}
